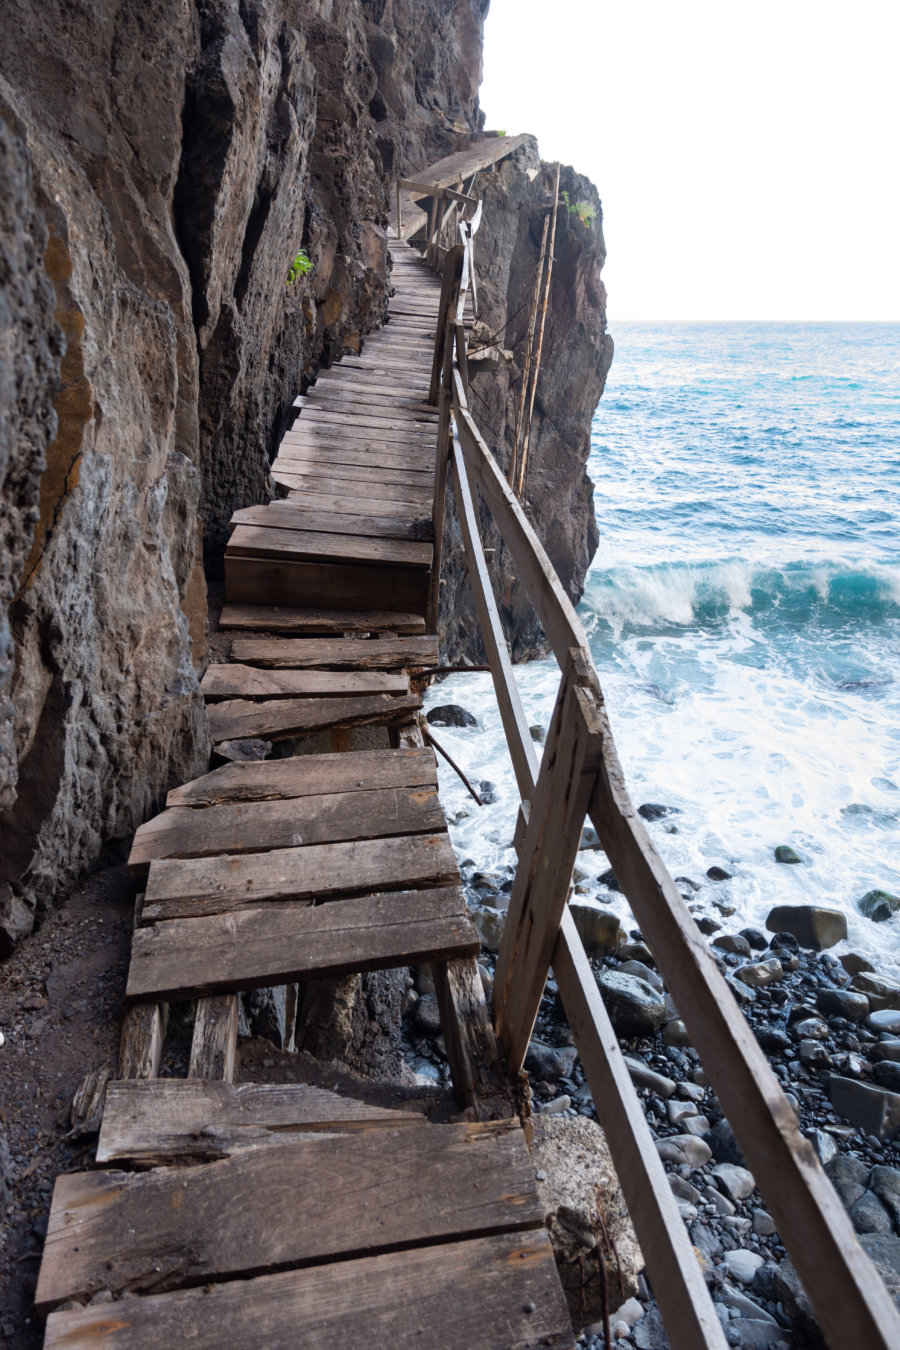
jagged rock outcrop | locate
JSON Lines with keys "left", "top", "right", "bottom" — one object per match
{"left": 437, "top": 141, "right": 613, "bottom": 660}
{"left": 0, "top": 0, "right": 488, "bottom": 945}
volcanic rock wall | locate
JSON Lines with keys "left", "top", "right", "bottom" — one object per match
{"left": 0, "top": 0, "right": 609, "bottom": 953}
{"left": 437, "top": 142, "right": 613, "bottom": 661}
{"left": 0, "top": 0, "right": 489, "bottom": 947}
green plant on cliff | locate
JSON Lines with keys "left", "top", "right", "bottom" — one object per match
{"left": 287, "top": 249, "right": 312, "bottom": 285}
{"left": 561, "top": 190, "right": 594, "bottom": 226}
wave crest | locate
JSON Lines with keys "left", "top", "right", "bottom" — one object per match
{"left": 582, "top": 559, "right": 900, "bottom": 634}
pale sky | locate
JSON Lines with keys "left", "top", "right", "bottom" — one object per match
{"left": 480, "top": 1, "right": 900, "bottom": 320}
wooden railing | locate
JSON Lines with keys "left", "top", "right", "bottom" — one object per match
{"left": 418, "top": 216, "right": 900, "bottom": 1350}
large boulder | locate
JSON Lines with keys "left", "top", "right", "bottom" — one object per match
{"left": 530, "top": 1113, "right": 641, "bottom": 1329}
{"left": 597, "top": 969, "right": 667, "bottom": 1037}
{"left": 764, "top": 904, "right": 847, "bottom": 950}
{"left": 569, "top": 902, "right": 625, "bottom": 957}
{"left": 858, "top": 889, "right": 900, "bottom": 923}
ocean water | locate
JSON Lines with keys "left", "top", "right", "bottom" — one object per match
{"left": 426, "top": 322, "right": 900, "bottom": 977}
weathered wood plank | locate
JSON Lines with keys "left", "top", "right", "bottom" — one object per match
{"left": 272, "top": 464, "right": 433, "bottom": 503}
{"left": 96, "top": 1079, "right": 426, "bottom": 1166}
{"left": 272, "top": 469, "right": 433, "bottom": 509}
{"left": 229, "top": 504, "right": 433, "bottom": 543}
{"left": 287, "top": 420, "right": 434, "bottom": 447}
{"left": 283, "top": 487, "right": 428, "bottom": 522}
{"left": 294, "top": 408, "right": 437, "bottom": 433}
{"left": 142, "top": 834, "right": 457, "bottom": 922}
{"left": 117, "top": 1002, "right": 166, "bottom": 1079}
{"left": 206, "top": 690, "right": 423, "bottom": 744}
{"left": 225, "top": 555, "right": 429, "bottom": 615}
{"left": 166, "top": 746, "right": 436, "bottom": 808}
{"left": 231, "top": 634, "right": 438, "bottom": 669}
{"left": 226, "top": 523, "right": 432, "bottom": 568}
{"left": 37, "top": 1119, "right": 540, "bottom": 1311}
{"left": 43, "top": 1230, "right": 573, "bottom": 1350}
{"left": 273, "top": 440, "right": 435, "bottom": 473}
{"left": 553, "top": 911, "right": 727, "bottom": 1350}
{"left": 130, "top": 783, "right": 444, "bottom": 874}
{"left": 218, "top": 603, "right": 426, "bottom": 634}
{"left": 201, "top": 664, "right": 410, "bottom": 702}
{"left": 131, "top": 890, "right": 478, "bottom": 1001}
{"left": 493, "top": 658, "right": 605, "bottom": 1070}
{"left": 188, "top": 995, "right": 239, "bottom": 1083}
{"left": 274, "top": 450, "right": 435, "bottom": 487}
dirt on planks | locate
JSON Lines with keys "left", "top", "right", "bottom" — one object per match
{"left": 0, "top": 864, "right": 135, "bottom": 1350}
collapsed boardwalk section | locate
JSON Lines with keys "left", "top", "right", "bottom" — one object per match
{"left": 35, "top": 243, "right": 574, "bottom": 1348}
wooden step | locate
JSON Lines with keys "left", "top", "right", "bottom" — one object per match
{"left": 166, "top": 747, "right": 437, "bottom": 808}
{"left": 283, "top": 487, "right": 429, "bottom": 522}
{"left": 229, "top": 504, "right": 433, "bottom": 543}
{"left": 129, "top": 781, "right": 444, "bottom": 874}
{"left": 141, "top": 834, "right": 458, "bottom": 922}
{"left": 225, "top": 554, "right": 430, "bottom": 614}
{"left": 205, "top": 690, "right": 423, "bottom": 744}
{"left": 226, "top": 523, "right": 432, "bottom": 569}
{"left": 230, "top": 634, "right": 438, "bottom": 669}
{"left": 271, "top": 466, "right": 433, "bottom": 504}
{"left": 127, "top": 885, "right": 479, "bottom": 1000}
{"left": 273, "top": 439, "right": 435, "bottom": 472}
{"left": 218, "top": 603, "right": 427, "bottom": 634}
{"left": 276, "top": 444, "right": 435, "bottom": 480}
{"left": 43, "top": 1231, "right": 573, "bottom": 1350}
{"left": 36, "top": 1119, "right": 540, "bottom": 1311}
{"left": 97, "top": 1079, "right": 427, "bottom": 1166}
{"left": 200, "top": 665, "right": 411, "bottom": 702}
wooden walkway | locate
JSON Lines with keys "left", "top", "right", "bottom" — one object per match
{"left": 34, "top": 241, "right": 574, "bottom": 1348}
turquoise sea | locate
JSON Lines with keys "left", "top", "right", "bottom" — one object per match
{"left": 427, "top": 323, "right": 900, "bottom": 974}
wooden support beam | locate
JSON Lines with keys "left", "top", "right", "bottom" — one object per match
{"left": 118, "top": 1002, "right": 167, "bottom": 1079}
{"left": 492, "top": 652, "right": 605, "bottom": 1070}
{"left": 433, "top": 957, "right": 515, "bottom": 1121}
{"left": 188, "top": 995, "right": 239, "bottom": 1082}
{"left": 553, "top": 910, "right": 727, "bottom": 1350}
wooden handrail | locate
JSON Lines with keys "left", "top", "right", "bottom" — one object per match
{"left": 420, "top": 231, "right": 900, "bottom": 1350}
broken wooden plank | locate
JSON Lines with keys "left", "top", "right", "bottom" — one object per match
{"left": 231, "top": 634, "right": 438, "bottom": 669}
{"left": 226, "top": 523, "right": 432, "bottom": 569}
{"left": 228, "top": 505, "right": 434, "bottom": 544}
{"left": 96, "top": 1079, "right": 427, "bottom": 1166}
{"left": 37, "top": 1119, "right": 539, "bottom": 1311}
{"left": 218, "top": 603, "right": 427, "bottom": 634}
{"left": 43, "top": 1230, "right": 572, "bottom": 1350}
{"left": 201, "top": 665, "right": 410, "bottom": 702}
{"left": 166, "top": 746, "right": 437, "bottom": 808}
{"left": 129, "top": 783, "right": 445, "bottom": 874}
{"left": 205, "top": 690, "right": 423, "bottom": 745}
{"left": 129, "top": 888, "right": 479, "bottom": 1000}
{"left": 225, "top": 555, "right": 429, "bottom": 615}
{"left": 188, "top": 995, "right": 239, "bottom": 1083}
{"left": 141, "top": 834, "right": 458, "bottom": 923}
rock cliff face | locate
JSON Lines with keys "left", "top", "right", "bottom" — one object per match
{"left": 437, "top": 142, "right": 613, "bottom": 661}
{"left": 0, "top": 1, "right": 608, "bottom": 951}
{"left": 0, "top": 0, "right": 489, "bottom": 945}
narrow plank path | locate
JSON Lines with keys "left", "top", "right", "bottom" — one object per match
{"left": 35, "top": 238, "right": 574, "bottom": 1348}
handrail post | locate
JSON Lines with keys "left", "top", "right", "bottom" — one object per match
{"left": 425, "top": 246, "right": 464, "bottom": 634}
{"left": 492, "top": 649, "right": 605, "bottom": 1070}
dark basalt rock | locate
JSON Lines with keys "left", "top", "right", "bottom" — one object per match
{"left": 426, "top": 703, "right": 478, "bottom": 728}
{"left": 765, "top": 904, "right": 848, "bottom": 950}
{"left": 637, "top": 802, "right": 679, "bottom": 821}
{"left": 596, "top": 969, "right": 667, "bottom": 1038}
